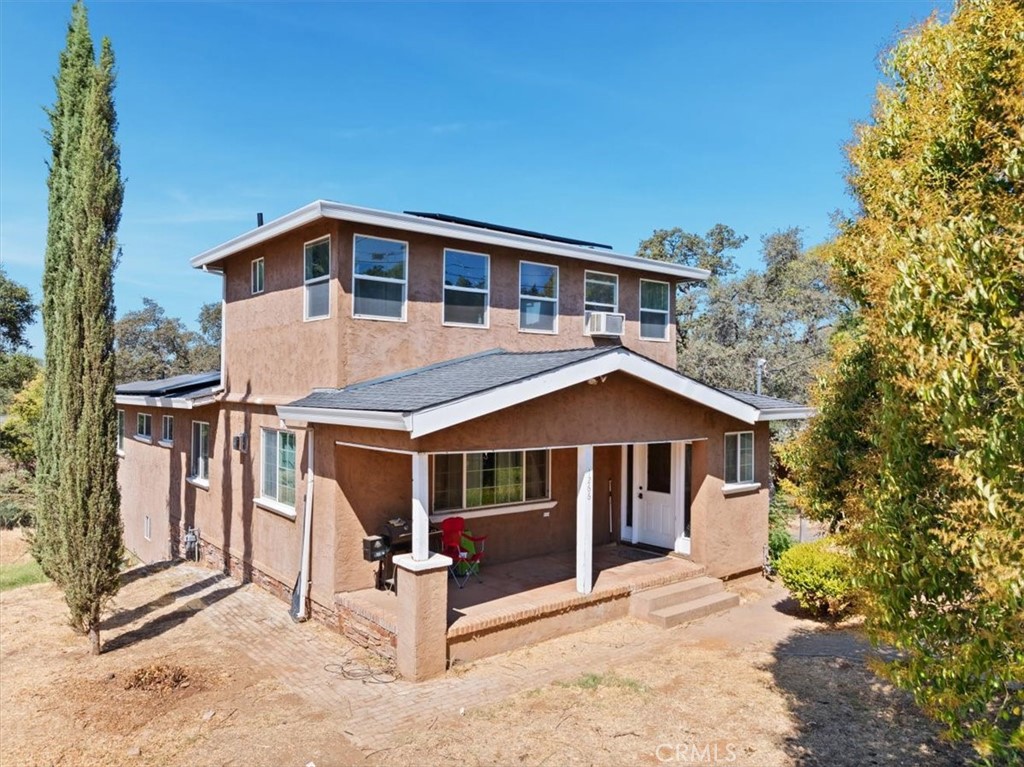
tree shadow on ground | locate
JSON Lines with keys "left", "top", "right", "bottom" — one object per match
{"left": 102, "top": 581, "right": 242, "bottom": 654}
{"left": 119, "top": 558, "right": 179, "bottom": 588}
{"left": 102, "top": 571, "right": 227, "bottom": 631}
{"left": 766, "top": 617, "right": 974, "bottom": 766}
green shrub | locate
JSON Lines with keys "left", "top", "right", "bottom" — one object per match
{"left": 776, "top": 539, "right": 856, "bottom": 617}
{"left": 768, "top": 525, "right": 794, "bottom": 565}
{"left": 768, "top": 493, "right": 795, "bottom": 567}
{"left": 0, "top": 498, "right": 33, "bottom": 529}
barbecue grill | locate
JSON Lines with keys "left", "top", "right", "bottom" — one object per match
{"left": 362, "top": 517, "right": 437, "bottom": 592}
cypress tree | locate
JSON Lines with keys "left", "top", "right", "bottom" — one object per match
{"left": 36, "top": 1, "right": 124, "bottom": 656}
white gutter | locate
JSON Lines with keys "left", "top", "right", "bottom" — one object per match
{"left": 189, "top": 200, "right": 710, "bottom": 282}
{"left": 114, "top": 394, "right": 216, "bottom": 410}
{"left": 294, "top": 426, "right": 315, "bottom": 622}
{"left": 275, "top": 405, "right": 409, "bottom": 430}
{"left": 756, "top": 407, "right": 815, "bottom": 421}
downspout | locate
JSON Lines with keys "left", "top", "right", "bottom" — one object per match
{"left": 290, "top": 426, "right": 315, "bottom": 621}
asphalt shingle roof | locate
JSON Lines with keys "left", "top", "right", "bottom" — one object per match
{"left": 288, "top": 347, "right": 616, "bottom": 413}
{"left": 116, "top": 371, "right": 220, "bottom": 399}
{"left": 720, "top": 389, "right": 806, "bottom": 411}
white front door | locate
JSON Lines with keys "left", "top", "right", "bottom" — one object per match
{"left": 635, "top": 443, "right": 676, "bottom": 550}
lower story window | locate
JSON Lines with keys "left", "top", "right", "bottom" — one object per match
{"left": 190, "top": 421, "right": 210, "bottom": 481}
{"left": 433, "top": 449, "right": 549, "bottom": 512}
{"left": 261, "top": 428, "right": 297, "bottom": 507}
{"left": 724, "top": 431, "right": 754, "bottom": 484}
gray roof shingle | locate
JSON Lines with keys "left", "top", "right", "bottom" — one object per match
{"left": 720, "top": 389, "right": 806, "bottom": 411}
{"left": 288, "top": 347, "right": 616, "bottom": 413}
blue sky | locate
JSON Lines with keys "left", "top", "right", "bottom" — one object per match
{"left": 1, "top": 1, "right": 947, "bottom": 353}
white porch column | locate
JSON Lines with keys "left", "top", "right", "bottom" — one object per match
{"left": 576, "top": 445, "right": 594, "bottom": 595}
{"left": 411, "top": 452, "right": 430, "bottom": 561}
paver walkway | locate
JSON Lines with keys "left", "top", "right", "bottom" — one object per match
{"left": 109, "top": 561, "right": 807, "bottom": 751}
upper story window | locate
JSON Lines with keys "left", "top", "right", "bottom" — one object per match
{"left": 190, "top": 421, "right": 210, "bottom": 483}
{"left": 251, "top": 258, "right": 264, "bottom": 294}
{"left": 519, "top": 261, "right": 558, "bottom": 334}
{"left": 443, "top": 249, "right": 489, "bottom": 327}
{"left": 724, "top": 431, "right": 754, "bottom": 484}
{"left": 161, "top": 415, "right": 174, "bottom": 444}
{"left": 639, "top": 279, "right": 671, "bottom": 341}
{"left": 261, "top": 428, "right": 297, "bottom": 508}
{"left": 304, "top": 237, "right": 331, "bottom": 320}
{"left": 116, "top": 410, "right": 124, "bottom": 452}
{"left": 353, "top": 234, "right": 408, "bottom": 321}
{"left": 584, "top": 270, "right": 618, "bottom": 316}
{"left": 136, "top": 413, "right": 152, "bottom": 441}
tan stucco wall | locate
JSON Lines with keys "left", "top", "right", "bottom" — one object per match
{"left": 219, "top": 218, "right": 679, "bottom": 399}
{"left": 117, "top": 405, "right": 177, "bottom": 564}
{"left": 118, "top": 401, "right": 337, "bottom": 610}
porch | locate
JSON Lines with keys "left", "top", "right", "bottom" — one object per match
{"left": 336, "top": 544, "right": 706, "bottom": 663}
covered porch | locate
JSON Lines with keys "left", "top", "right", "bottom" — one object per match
{"left": 279, "top": 346, "right": 804, "bottom": 679}
{"left": 336, "top": 544, "right": 706, "bottom": 663}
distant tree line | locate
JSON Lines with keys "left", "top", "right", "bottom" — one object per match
{"left": 636, "top": 224, "right": 846, "bottom": 403}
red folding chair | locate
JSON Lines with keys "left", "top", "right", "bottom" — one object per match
{"left": 439, "top": 516, "right": 487, "bottom": 588}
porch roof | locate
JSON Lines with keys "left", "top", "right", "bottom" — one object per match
{"left": 277, "top": 346, "right": 813, "bottom": 437}
{"left": 115, "top": 371, "right": 221, "bottom": 409}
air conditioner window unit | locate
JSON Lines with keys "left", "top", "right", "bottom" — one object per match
{"left": 586, "top": 311, "right": 625, "bottom": 337}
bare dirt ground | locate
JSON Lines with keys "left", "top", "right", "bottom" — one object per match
{"left": 0, "top": 527, "right": 32, "bottom": 567}
{"left": 0, "top": 529, "right": 969, "bottom": 767}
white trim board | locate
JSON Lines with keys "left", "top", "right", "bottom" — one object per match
{"left": 405, "top": 349, "right": 759, "bottom": 437}
{"left": 190, "top": 200, "right": 710, "bottom": 282}
{"left": 275, "top": 349, "right": 765, "bottom": 434}
{"left": 115, "top": 395, "right": 217, "bottom": 410}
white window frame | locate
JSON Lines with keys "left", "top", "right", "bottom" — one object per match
{"left": 160, "top": 414, "right": 174, "bottom": 445}
{"left": 251, "top": 257, "right": 264, "bottom": 295}
{"left": 724, "top": 430, "right": 755, "bottom": 486}
{"left": 143, "top": 515, "right": 152, "bottom": 541}
{"left": 116, "top": 410, "right": 124, "bottom": 453}
{"left": 518, "top": 260, "right": 559, "bottom": 334}
{"left": 303, "top": 235, "right": 331, "bottom": 321}
{"left": 352, "top": 233, "right": 408, "bottom": 323}
{"left": 432, "top": 449, "right": 551, "bottom": 514}
{"left": 189, "top": 421, "right": 210, "bottom": 486}
{"left": 136, "top": 413, "right": 152, "bottom": 442}
{"left": 258, "top": 427, "right": 298, "bottom": 517}
{"left": 583, "top": 270, "right": 619, "bottom": 330}
{"left": 639, "top": 278, "right": 672, "bottom": 342}
{"left": 442, "top": 248, "right": 490, "bottom": 328}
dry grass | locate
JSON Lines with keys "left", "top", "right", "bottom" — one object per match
{"left": 0, "top": 554, "right": 970, "bottom": 767}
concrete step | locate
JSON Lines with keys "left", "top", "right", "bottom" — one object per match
{"left": 648, "top": 591, "right": 741, "bottom": 629}
{"left": 630, "top": 576, "right": 725, "bottom": 618}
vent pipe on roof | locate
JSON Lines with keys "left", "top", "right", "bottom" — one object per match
{"left": 256, "top": 212, "right": 264, "bottom": 227}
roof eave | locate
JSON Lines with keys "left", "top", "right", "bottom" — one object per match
{"left": 275, "top": 405, "right": 410, "bottom": 431}
{"left": 756, "top": 407, "right": 815, "bottom": 422}
{"left": 189, "top": 200, "right": 710, "bottom": 281}
{"left": 115, "top": 394, "right": 214, "bottom": 410}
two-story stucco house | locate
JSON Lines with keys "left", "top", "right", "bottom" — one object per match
{"left": 115, "top": 201, "right": 810, "bottom": 679}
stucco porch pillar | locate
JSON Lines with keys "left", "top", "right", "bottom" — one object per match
{"left": 576, "top": 444, "right": 594, "bottom": 594}
{"left": 411, "top": 452, "right": 430, "bottom": 561}
{"left": 393, "top": 553, "right": 452, "bottom": 681}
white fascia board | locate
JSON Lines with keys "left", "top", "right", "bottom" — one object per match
{"left": 275, "top": 405, "right": 410, "bottom": 431}
{"left": 408, "top": 349, "right": 759, "bottom": 438}
{"left": 115, "top": 395, "right": 200, "bottom": 410}
{"left": 189, "top": 200, "right": 709, "bottom": 282}
{"left": 190, "top": 201, "right": 325, "bottom": 268}
{"left": 756, "top": 407, "right": 815, "bottom": 422}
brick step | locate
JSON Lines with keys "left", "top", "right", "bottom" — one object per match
{"left": 647, "top": 591, "right": 740, "bottom": 629}
{"left": 629, "top": 576, "right": 725, "bottom": 619}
